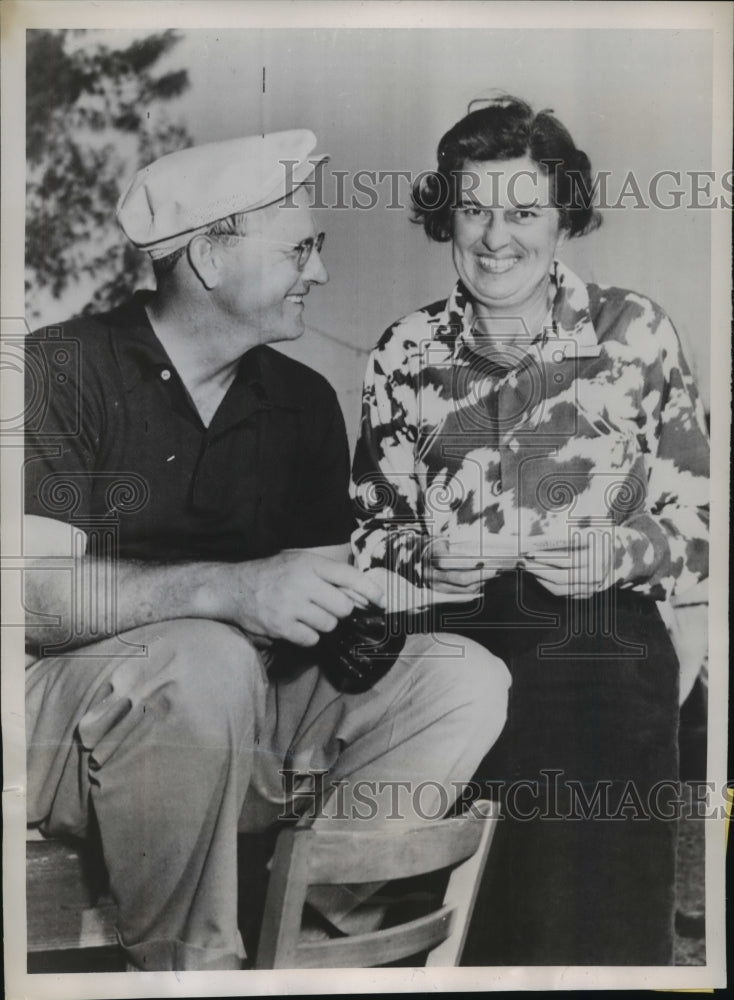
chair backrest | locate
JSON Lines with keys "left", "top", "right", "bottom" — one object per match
{"left": 255, "top": 799, "right": 499, "bottom": 969}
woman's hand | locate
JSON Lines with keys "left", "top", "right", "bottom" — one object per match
{"left": 426, "top": 537, "right": 502, "bottom": 594}
{"left": 520, "top": 526, "right": 650, "bottom": 598}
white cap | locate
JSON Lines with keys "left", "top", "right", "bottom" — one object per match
{"left": 116, "top": 129, "right": 326, "bottom": 259}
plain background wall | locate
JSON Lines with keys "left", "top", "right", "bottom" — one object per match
{"left": 175, "top": 27, "right": 713, "bottom": 445}
{"left": 38, "top": 27, "right": 715, "bottom": 446}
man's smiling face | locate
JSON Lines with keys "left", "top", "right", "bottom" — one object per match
{"left": 213, "top": 185, "right": 328, "bottom": 346}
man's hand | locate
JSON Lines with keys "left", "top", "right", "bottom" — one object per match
{"left": 24, "top": 521, "right": 385, "bottom": 654}
{"left": 228, "top": 551, "right": 386, "bottom": 647}
{"left": 520, "top": 526, "right": 649, "bottom": 599}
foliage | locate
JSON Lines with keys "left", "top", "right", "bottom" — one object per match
{"left": 26, "top": 29, "right": 192, "bottom": 319}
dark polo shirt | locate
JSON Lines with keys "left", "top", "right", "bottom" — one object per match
{"left": 25, "top": 292, "right": 354, "bottom": 562}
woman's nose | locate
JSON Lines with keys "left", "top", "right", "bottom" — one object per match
{"left": 481, "top": 214, "right": 511, "bottom": 251}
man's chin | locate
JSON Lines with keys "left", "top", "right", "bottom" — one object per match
{"left": 283, "top": 320, "right": 306, "bottom": 341}
{"left": 264, "top": 322, "right": 306, "bottom": 346}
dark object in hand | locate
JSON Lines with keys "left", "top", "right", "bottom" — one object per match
{"left": 318, "top": 605, "right": 406, "bottom": 694}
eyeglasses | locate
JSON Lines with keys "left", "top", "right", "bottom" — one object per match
{"left": 219, "top": 232, "right": 325, "bottom": 270}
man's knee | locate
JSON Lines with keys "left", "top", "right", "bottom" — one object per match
{"left": 430, "top": 634, "right": 511, "bottom": 760}
{"left": 450, "top": 634, "right": 511, "bottom": 706}
{"left": 406, "top": 632, "right": 510, "bottom": 724}
{"left": 134, "top": 618, "right": 265, "bottom": 736}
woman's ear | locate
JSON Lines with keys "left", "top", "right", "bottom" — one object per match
{"left": 187, "top": 235, "right": 221, "bottom": 290}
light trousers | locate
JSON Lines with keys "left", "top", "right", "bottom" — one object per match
{"left": 26, "top": 619, "right": 510, "bottom": 970}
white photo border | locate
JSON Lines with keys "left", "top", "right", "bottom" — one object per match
{"left": 2, "top": 1, "right": 731, "bottom": 996}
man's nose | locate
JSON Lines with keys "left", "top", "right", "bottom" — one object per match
{"left": 303, "top": 245, "right": 328, "bottom": 285}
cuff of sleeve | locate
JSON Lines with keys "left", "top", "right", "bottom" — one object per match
{"left": 615, "top": 514, "right": 671, "bottom": 584}
{"left": 384, "top": 527, "right": 431, "bottom": 588}
{"left": 23, "top": 515, "right": 88, "bottom": 557}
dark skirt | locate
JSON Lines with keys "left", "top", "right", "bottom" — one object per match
{"left": 421, "top": 570, "right": 680, "bottom": 966}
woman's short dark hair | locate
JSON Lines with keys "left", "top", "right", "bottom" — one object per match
{"left": 412, "top": 95, "right": 602, "bottom": 242}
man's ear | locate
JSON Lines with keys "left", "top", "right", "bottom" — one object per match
{"left": 187, "top": 235, "right": 222, "bottom": 290}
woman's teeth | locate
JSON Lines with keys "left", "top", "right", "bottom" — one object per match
{"left": 477, "top": 256, "right": 518, "bottom": 274}
{"left": 286, "top": 294, "right": 304, "bottom": 304}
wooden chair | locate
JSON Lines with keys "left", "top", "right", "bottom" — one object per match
{"left": 255, "top": 799, "right": 499, "bottom": 969}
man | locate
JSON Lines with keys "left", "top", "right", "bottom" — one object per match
{"left": 23, "top": 130, "right": 510, "bottom": 971}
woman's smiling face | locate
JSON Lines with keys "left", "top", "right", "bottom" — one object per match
{"left": 451, "top": 155, "right": 566, "bottom": 318}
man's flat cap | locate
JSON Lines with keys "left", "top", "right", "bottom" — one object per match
{"left": 116, "top": 129, "right": 325, "bottom": 259}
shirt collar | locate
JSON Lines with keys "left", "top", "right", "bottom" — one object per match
{"left": 547, "top": 259, "right": 600, "bottom": 352}
{"left": 109, "top": 291, "right": 302, "bottom": 409}
{"left": 436, "top": 259, "right": 600, "bottom": 359}
{"left": 108, "top": 292, "right": 171, "bottom": 391}
{"left": 236, "top": 344, "right": 304, "bottom": 410}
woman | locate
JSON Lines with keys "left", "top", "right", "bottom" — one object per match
{"left": 351, "top": 96, "right": 709, "bottom": 965}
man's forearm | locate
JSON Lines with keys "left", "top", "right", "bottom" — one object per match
{"left": 24, "top": 542, "right": 363, "bottom": 656}
{"left": 25, "top": 557, "right": 240, "bottom": 655}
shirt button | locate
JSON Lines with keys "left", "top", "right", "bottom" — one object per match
{"left": 160, "top": 369, "right": 171, "bottom": 381}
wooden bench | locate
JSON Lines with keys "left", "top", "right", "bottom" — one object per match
{"left": 26, "top": 829, "right": 118, "bottom": 954}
